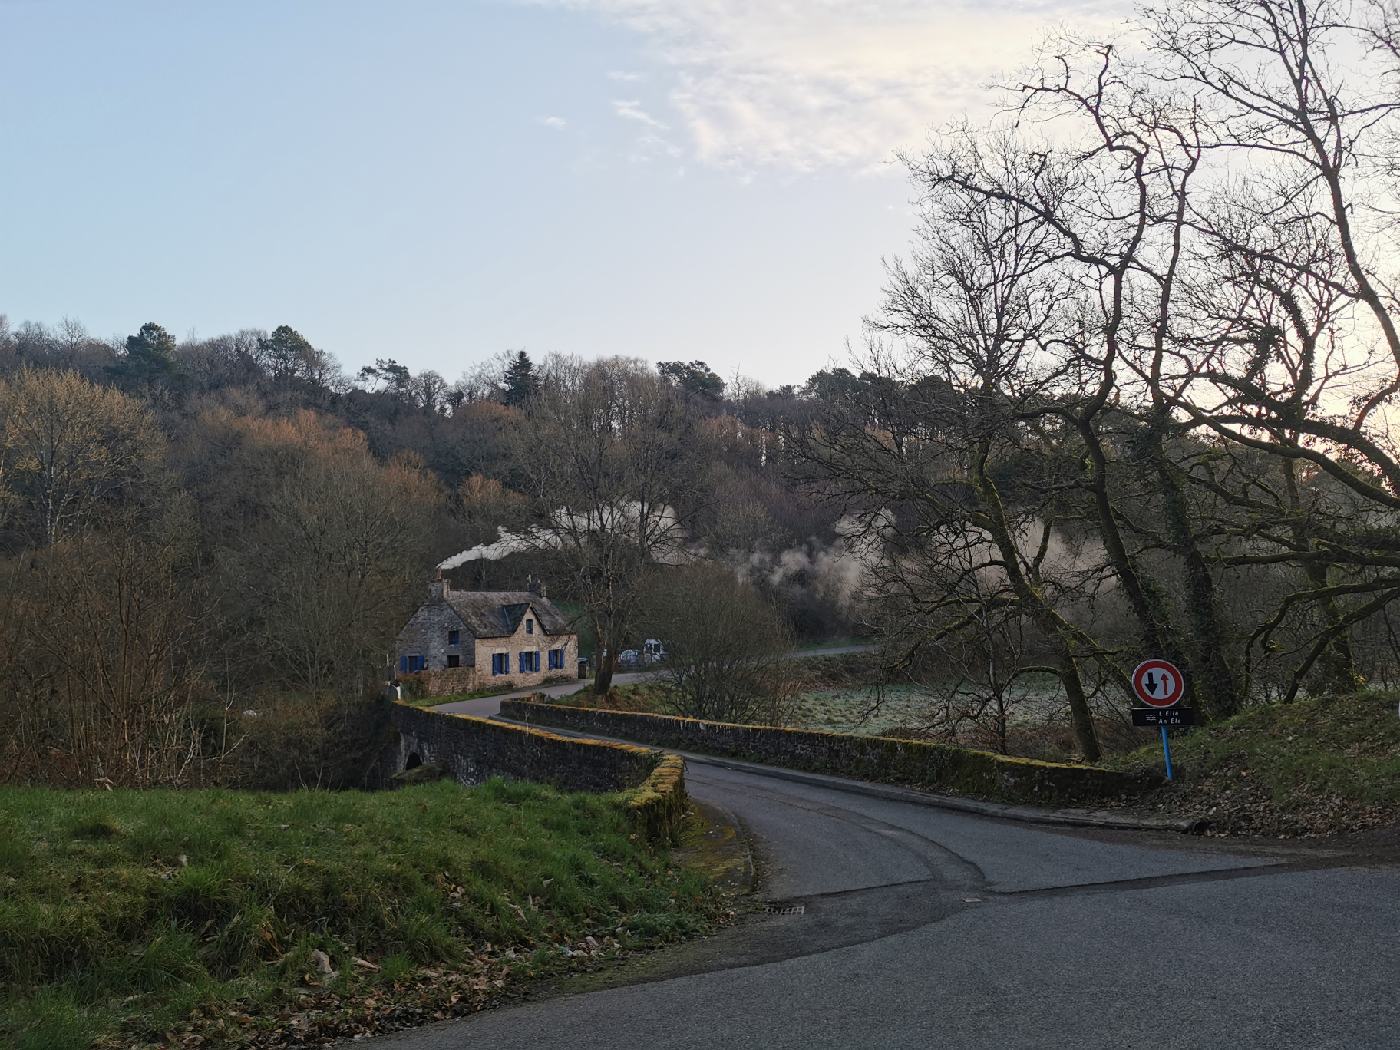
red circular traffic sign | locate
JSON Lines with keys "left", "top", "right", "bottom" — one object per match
{"left": 1132, "top": 659, "right": 1185, "bottom": 708}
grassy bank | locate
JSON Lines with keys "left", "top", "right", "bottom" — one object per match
{"left": 1114, "top": 691, "right": 1400, "bottom": 836}
{"left": 398, "top": 683, "right": 518, "bottom": 709}
{"left": 0, "top": 780, "right": 722, "bottom": 1049}
{"left": 399, "top": 676, "right": 577, "bottom": 709}
{"left": 554, "top": 682, "right": 679, "bottom": 713}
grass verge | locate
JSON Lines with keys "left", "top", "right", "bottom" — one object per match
{"left": 553, "top": 682, "right": 680, "bottom": 713}
{"left": 0, "top": 779, "right": 724, "bottom": 1049}
{"left": 1111, "top": 691, "right": 1400, "bottom": 836}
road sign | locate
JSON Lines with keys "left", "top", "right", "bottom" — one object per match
{"left": 1132, "top": 659, "right": 1185, "bottom": 708}
{"left": 1131, "top": 707, "right": 1195, "bottom": 727}
{"left": 1130, "top": 658, "right": 1188, "bottom": 782}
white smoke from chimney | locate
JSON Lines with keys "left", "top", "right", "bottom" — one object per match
{"left": 437, "top": 503, "right": 693, "bottom": 571}
{"left": 438, "top": 526, "right": 557, "bottom": 570}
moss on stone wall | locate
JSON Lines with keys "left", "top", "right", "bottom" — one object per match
{"left": 626, "top": 754, "right": 688, "bottom": 845}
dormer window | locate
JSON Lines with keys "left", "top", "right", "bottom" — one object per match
{"left": 526, "top": 618, "right": 534, "bottom": 635}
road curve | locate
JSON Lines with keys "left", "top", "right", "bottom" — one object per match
{"left": 357, "top": 756, "right": 1400, "bottom": 1049}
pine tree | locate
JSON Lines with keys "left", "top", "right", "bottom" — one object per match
{"left": 502, "top": 351, "right": 539, "bottom": 407}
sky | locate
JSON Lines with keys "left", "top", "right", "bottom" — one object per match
{"left": 0, "top": 0, "right": 1125, "bottom": 388}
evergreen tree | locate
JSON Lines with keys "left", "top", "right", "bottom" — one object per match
{"left": 502, "top": 350, "right": 539, "bottom": 407}
{"left": 114, "top": 321, "right": 178, "bottom": 388}
{"left": 658, "top": 359, "right": 725, "bottom": 403}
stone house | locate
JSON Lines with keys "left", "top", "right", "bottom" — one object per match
{"left": 394, "top": 575, "right": 579, "bottom": 697}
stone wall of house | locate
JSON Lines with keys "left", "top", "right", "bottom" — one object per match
{"left": 499, "top": 700, "right": 1157, "bottom": 806}
{"left": 412, "top": 666, "right": 481, "bottom": 697}
{"left": 394, "top": 597, "right": 470, "bottom": 673}
{"left": 471, "top": 611, "right": 578, "bottom": 691}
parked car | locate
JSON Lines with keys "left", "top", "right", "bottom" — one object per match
{"left": 618, "top": 639, "right": 667, "bottom": 668}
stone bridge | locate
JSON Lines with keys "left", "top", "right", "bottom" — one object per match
{"left": 387, "top": 701, "right": 661, "bottom": 793}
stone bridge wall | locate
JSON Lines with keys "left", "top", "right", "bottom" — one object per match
{"left": 388, "top": 702, "right": 658, "bottom": 793}
{"left": 386, "top": 703, "right": 690, "bottom": 843}
{"left": 499, "top": 699, "right": 1156, "bottom": 805}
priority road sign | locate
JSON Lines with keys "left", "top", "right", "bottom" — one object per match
{"left": 1130, "top": 657, "right": 1188, "bottom": 782}
{"left": 1132, "top": 659, "right": 1185, "bottom": 708}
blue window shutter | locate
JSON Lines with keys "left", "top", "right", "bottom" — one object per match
{"left": 399, "top": 656, "right": 407, "bottom": 673}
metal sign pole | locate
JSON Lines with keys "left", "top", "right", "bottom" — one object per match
{"left": 1160, "top": 725, "right": 1174, "bottom": 781}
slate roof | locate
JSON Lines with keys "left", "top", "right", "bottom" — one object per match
{"left": 443, "top": 590, "right": 573, "bottom": 639}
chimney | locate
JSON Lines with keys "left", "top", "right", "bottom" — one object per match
{"left": 429, "top": 569, "right": 447, "bottom": 601}
{"left": 528, "top": 575, "right": 546, "bottom": 599}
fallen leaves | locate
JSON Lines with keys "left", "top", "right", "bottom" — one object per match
{"left": 96, "top": 922, "right": 728, "bottom": 1050}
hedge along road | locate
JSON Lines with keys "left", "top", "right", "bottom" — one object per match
{"left": 358, "top": 757, "right": 1400, "bottom": 1049}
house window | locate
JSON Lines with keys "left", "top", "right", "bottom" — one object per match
{"left": 448, "top": 630, "right": 460, "bottom": 646}
{"left": 446, "top": 654, "right": 460, "bottom": 668}
{"left": 401, "top": 655, "right": 425, "bottom": 673}
{"left": 491, "top": 652, "right": 509, "bottom": 676}
{"left": 548, "top": 648, "right": 564, "bottom": 670}
{"left": 526, "top": 618, "right": 534, "bottom": 635}
{"left": 519, "top": 651, "right": 539, "bottom": 673}
{"left": 399, "top": 656, "right": 408, "bottom": 674}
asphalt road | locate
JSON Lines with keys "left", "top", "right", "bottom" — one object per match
{"left": 359, "top": 757, "right": 1400, "bottom": 1049}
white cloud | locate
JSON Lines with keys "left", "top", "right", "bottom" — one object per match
{"left": 607, "top": 69, "right": 644, "bottom": 81}
{"left": 525, "top": 1, "right": 1128, "bottom": 173}
{"left": 539, "top": 115, "right": 569, "bottom": 129}
{"left": 612, "top": 98, "right": 668, "bottom": 130}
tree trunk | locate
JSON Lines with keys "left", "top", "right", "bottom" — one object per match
{"left": 592, "top": 640, "right": 617, "bottom": 695}
{"left": 1284, "top": 459, "right": 1362, "bottom": 696}
{"left": 1147, "top": 431, "right": 1242, "bottom": 721}
{"left": 974, "top": 447, "right": 1103, "bottom": 761}
{"left": 1060, "top": 658, "right": 1101, "bottom": 763}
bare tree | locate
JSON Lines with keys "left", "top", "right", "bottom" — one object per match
{"left": 203, "top": 411, "right": 441, "bottom": 703}
{"left": 836, "top": 0, "right": 1400, "bottom": 736}
{"left": 793, "top": 142, "right": 1117, "bottom": 759}
{"left": 516, "top": 356, "right": 700, "bottom": 694}
{"left": 0, "top": 368, "right": 164, "bottom": 548}
{"left": 645, "top": 564, "right": 797, "bottom": 723}
{"left": 0, "top": 533, "right": 212, "bottom": 788}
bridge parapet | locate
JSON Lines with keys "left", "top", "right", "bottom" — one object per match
{"left": 388, "top": 701, "right": 658, "bottom": 793}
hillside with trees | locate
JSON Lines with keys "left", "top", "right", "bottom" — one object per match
{"left": 6, "top": 0, "right": 1400, "bottom": 787}
{"left": 0, "top": 323, "right": 852, "bottom": 787}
